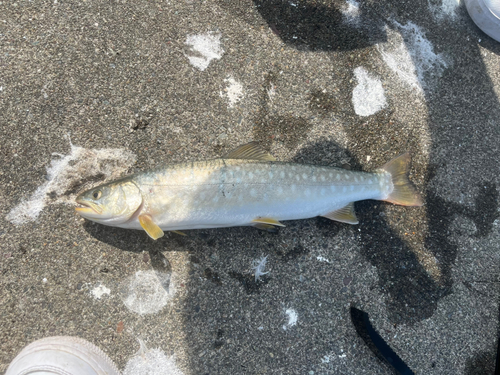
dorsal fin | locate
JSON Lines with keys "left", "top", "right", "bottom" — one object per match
{"left": 223, "top": 142, "right": 276, "bottom": 161}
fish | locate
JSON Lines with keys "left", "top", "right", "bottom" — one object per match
{"left": 75, "top": 142, "right": 422, "bottom": 240}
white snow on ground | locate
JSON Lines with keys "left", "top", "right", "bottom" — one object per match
{"left": 91, "top": 284, "right": 111, "bottom": 299}
{"left": 121, "top": 270, "right": 176, "bottom": 315}
{"left": 428, "top": 0, "right": 460, "bottom": 19}
{"left": 352, "top": 66, "right": 387, "bottom": 116}
{"left": 185, "top": 32, "right": 224, "bottom": 71}
{"left": 283, "top": 308, "right": 298, "bottom": 330}
{"left": 342, "top": 0, "right": 361, "bottom": 24}
{"left": 124, "top": 339, "right": 184, "bottom": 375}
{"left": 220, "top": 76, "right": 244, "bottom": 108}
{"left": 378, "top": 22, "right": 448, "bottom": 93}
{"left": 252, "top": 255, "right": 269, "bottom": 281}
{"left": 6, "top": 138, "right": 136, "bottom": 225}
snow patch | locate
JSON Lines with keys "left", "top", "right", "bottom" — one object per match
{"left": 6, "top": 138, "right": 136, "bottom": 225}
{"left": 283, "top": 308, "right": 298, "bottom": 330}
{"left": 342, "top": 0, "right": 361, "bottom": 24}
{"left": 378, "top": 22, "right": 448, "bottom": 92}
{"left": 252, "top": 255, "right": 269, "bottom": 281}
{"left": 316, "top": 256, "right": 331, "bottom": 263}
{"left": 185, "top": 32, "right": 224, "bottom": 71}
{"left": 91, "top": 284, "right": 111, "bottom": 299}
{"left": 352, "top": 66, "right": 387, "bottom": 116}
{"left": 428, "top": 0, "right": 460, "bottom": 19}
{"left": 124, "top": 339, "right": 184, "bottom": 375}
{"left": 220, "top": 76, "right": 244, "bottom": 108}
{"left": 120, "top": 270, "right": 176, "bottom": 315}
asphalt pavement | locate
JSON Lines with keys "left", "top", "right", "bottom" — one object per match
{"left": 1, "top": 0, "right": 500, "bottom": 374}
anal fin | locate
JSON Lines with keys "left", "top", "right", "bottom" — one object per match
{"left": 171, "top": 230, "right": 187, "bottom": 236}
{"left": 322, "top": 203, "right": 359, "bottom": 224}
{"left": 254, "top": 223, "right": 279, "bottom": 233}
{"left": 252, "top": 217, "right": 286, "bottom": 227}
{"left": 139, "top": 214, "right": 165, "bottom": 240}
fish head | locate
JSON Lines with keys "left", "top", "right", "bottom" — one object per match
{"left": 75, "top": 179, "right": 143, "bottom": 225}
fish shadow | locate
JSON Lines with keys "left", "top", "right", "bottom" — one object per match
{"left": 218, "top": 0, "right": 387, "bottom": 51}
{"left": 294, "top": 139, "right": 499, "bottom": 325}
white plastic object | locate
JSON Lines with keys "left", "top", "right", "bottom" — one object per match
{"left": 465, "top": 0, "right": 500, "bottom": 42}
{"left": 5, "top": 336, "right": 121, "bottom": 375}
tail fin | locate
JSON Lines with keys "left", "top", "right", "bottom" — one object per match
{"left": 380, "top": 153, "right": 423, "bottom": 206}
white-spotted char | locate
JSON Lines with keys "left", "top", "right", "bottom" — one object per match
{"left": 76, "top": 142, "right": 422, "bottom": 239}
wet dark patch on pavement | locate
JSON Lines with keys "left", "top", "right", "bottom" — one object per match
{"left": 308, "top": 89, "right": 337, "bottom": 117}
{"left": 275, "top": 243, "right": 309, "bottom": 262}
{"left": 228, "top": 271, "right": 268, "bottom": 294}
{"left": 252, "top": 69, "right": 312, "bottom": 149}
{"left": 204, "top": 268, "right": 222, "bottom": 286}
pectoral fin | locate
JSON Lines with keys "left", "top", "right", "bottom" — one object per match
{"left": 322, "top": 203, "right": 359, "bottom": 224}
{"left": 252, "top": 217, "right": 286, "bottom": 227}
{"left": 139, "top": 214, "right": 165, "bottom": 240}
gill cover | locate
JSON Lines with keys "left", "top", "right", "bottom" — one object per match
{"left": 75, "top": 180, "right": 142, "bottom": 225}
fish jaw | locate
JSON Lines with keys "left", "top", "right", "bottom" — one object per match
{"left": 75, "top": 198, "right": 103, "bottom": 218}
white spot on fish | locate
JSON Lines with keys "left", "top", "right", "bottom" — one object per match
{"left": 268, "top": 171, "right": 273, "bottom": 178}
{"left": 291, "top": 166, "right": 296, "bottom": 171}
{"left": 329, "top": 173, "right": 333, "bottom": 178}
{"left": 291, "top": 185, "right": 296, "bottom": 192}
{"left": 336, "top": 174, "right": 341, "bottom": 181}
{"left": 248, "top": 172, "right": 254, "bottom": 179}
{"left": 344, "top": 174, "right": 349, "bottom": 179}
{"left": 277, "top": 186, "right": 284, "bottom": 195}
{"left": 250, "top": 188, "right": 257, "bottom": 197}
{"left": 296, "top": 175, "right": 300, "bottom": 181}
{"left": 360, "top": 176, "right": 364, "bottom": 181}
{"left": 212, "top": 196, "right": 219, "bottom": 203}
{"left": 354, "top": 177, "right": 358, "bottom": 182}
{"left": 305, "top": 189, "right": 311, "bottom": 197}
{"left": 302, "top": 173, "right": 308, "bottom": 179}
{"left": 280, "top": 171, "right": 285, "bottom": 178}
{"left": 368, "top": 179, "right": 373, "bottom": 184}
{"left": 312, "top": 175, "right": 317, "bottom": 182}
{"left": 184, "top": 32, "right": 224, "bottom": 71}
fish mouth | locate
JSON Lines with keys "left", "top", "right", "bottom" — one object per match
{"left": 75, "top": 199, "right": 102, "bottom": 215}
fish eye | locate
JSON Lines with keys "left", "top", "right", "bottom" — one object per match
{"left": 92, "top": 190, "right": 102, "bottom": 200}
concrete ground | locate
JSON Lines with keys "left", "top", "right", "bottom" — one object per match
{"left": 1, "top": 0, "right": 500, "bottom": 374}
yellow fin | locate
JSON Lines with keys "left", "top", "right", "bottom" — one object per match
{"left": 252, "top": 217, "right": 286, "bottom": 227}
{"left": 223, "top": 142, "right": 276, "bottom": 161}
{"left": 379, "top": 153, "right": 423, "bottom": 206}
{"left": 139, "top": 214, "right": 165, "bottom": 240}
{"left": 322, "top": 203, "right": 359, "bottom": 224}
{"left": 254, "top": 223, "right": 279, "bottom": 232}
{"left": 171, "top": 230, "right": 187, "bottom": 236}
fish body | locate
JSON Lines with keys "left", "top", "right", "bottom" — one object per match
{"left": 76, "top": 143, "right": 422, "bottom": 239}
